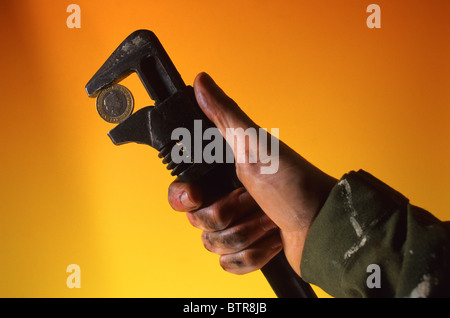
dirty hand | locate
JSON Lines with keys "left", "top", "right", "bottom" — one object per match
{"left": 168, "top": 72, "right": 337, "bottom": 276}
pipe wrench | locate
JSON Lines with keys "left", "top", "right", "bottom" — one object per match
{"left": 85, "top": 30, "right": 316, "bottom": 298}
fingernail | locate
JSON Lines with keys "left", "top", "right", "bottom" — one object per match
{"left": 199, "top": 72, "right": 216, "bottom": 89}
{"left": 272, "top": 240, "right": 283, "bottom": 250}
{"left": 238, "top": 190, "right": 250, "bottom": 203}
{"left": 195, "top": 73, "right": 216, "bottom": 106}
{"left": 180, "top": 191, "right": 197, "bottom": 209}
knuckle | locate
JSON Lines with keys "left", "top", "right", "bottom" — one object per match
{"left": 218, "top": 226, "right": 252, "bottom": 253}
{"left": 223, "top": 227, "right": 250, "bottom": 251}
{"left": 186, "top": 212, "right": 199, "bottom": 228}
{"left": 201, "top": 231, "right": 214, "bottom": 252}
{"left": 240, "top": 249, "right": 258, "bottom": 269}
{"left": 206, "top": 205, "right": 230, "bottom": 231}
{"left": 201, "top": 229, "right": 248, "bottom": 255}
{"left": 187, "top": 208, "right": 225, "bottom": 231}
{"left": 188, "top": 189, "right": 247, "bottom": 231}
{"left": 197, "top": 188, "right": 249, "bottom": 231}
{"left": 219, "top": 255, "right": 246, "bottom": 274}
{"left": 219, "top": 250, "right": 259, "bottom": 275}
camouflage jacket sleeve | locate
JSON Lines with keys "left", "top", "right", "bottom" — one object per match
{"left": 300, "top": 170, "right": 450, "bottom": 298}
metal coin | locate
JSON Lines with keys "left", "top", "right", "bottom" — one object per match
{"left": 96, "top": 84, "right": 134, "bottom": 123}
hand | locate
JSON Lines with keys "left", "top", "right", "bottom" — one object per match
{"left": 168, "top": 72, "right": 337, "bottom": 276}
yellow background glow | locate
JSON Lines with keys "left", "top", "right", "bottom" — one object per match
{"left": 0, "top": 0, "right": 449, "bottom": 297}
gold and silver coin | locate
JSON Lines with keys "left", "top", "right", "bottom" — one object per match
{"left": 96, "top": 84, "right": 134, "bottom": 123}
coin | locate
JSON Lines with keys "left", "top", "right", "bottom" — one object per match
{"left": 96, "top": 84, "right": 134, "bottom": 123}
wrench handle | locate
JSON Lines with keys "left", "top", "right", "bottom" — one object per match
{"left": 180, "top": 163, "right": 317, "bottom": 298}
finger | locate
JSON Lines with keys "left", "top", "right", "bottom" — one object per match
{"left": 219, "top": 232, "right": 283, "bottom": 275}
{"left": 201, "top": 211, "right": 278, "bottom": 255}
{"left": 186, "top": 188, "right": 257, "bottom": 231}
{"left": 168, "top": 180, "right": 203, "bottom": 212}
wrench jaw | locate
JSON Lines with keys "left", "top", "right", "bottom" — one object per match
{"left": 86, "top": 29, "right": 206, "bottom": 179}
{"left": 87, "top": 30, "right": 241, "bottom": 191}
{"left": 107, "top": 105, "right": 194, "bottom": 178}
{"left": 106, "top": 86, "right": 220, "bottom": 182}
{"left": 85, "top": 29, "right": 185, "bottom": 102}
{"left": 107, "top": 106, "right": 154, "bottom": 147}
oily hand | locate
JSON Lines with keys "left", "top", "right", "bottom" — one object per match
{"left": 168, "top": 72, "right": 336, "bottom": 276}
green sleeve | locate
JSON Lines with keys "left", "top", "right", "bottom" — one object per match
{"left": 300, "top": 170, "right": 450, "bottom": 298}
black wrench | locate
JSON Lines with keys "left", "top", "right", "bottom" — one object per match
{"left": 86, "top": 30, "right": 317, "bottom": 298}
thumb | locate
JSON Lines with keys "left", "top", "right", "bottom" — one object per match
{"left": 194, "top": 72, "right": 270, "bottom": 178}
{"left": 194, "top": 72, "right": 258, "bottom": 139}
{"left": 193, "top": 72, "right": 286, "bottom": 217}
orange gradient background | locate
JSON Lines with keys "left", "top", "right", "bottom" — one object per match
{"left": 0, "top": 0, "right": 449, "bottom": 297}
